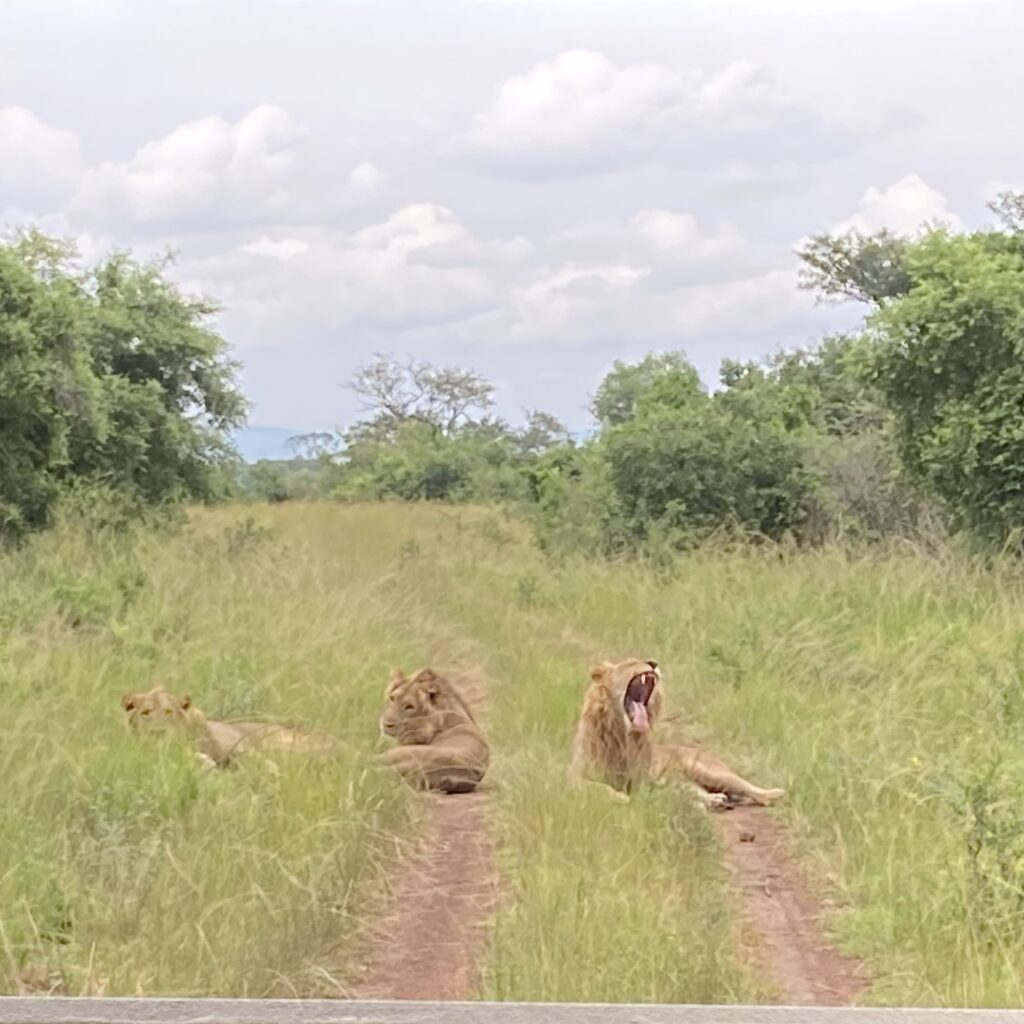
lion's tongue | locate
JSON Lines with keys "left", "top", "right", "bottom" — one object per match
{"left": 628, "top": 700, "right": 650, "bottom": 732}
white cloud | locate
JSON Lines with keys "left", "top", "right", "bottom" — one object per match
{"left": 0, "top": 106, "right": 83, "bottom": 211}
{"left": 468, "top": 50, "right": 841, "bottom": 178}
{"left": 68, "top": 104, "right": 298, "bottom": 228}
{"left": 630, "top": 209, "right": 702, "bottom": 249}
{"left": 694, "top": 60, "right": 788, "bottom": 134}
{"left": 671, "top": 267, "right": 812, "bottom": 337}
{"left": 173, "top": 195, "right": 813, "bottom": 356}
{"left": 834, "top": 174, "right": 962, "bottom": 234}
{"left": 509, "top": 261, "right": 649, "bottom": 341}
{"left": 469, "top": 50, "right": 681, "bottom": 174}
{"left": 241, "top": 236, "right": 309, "bottom": 260}
{"left": 546, "top": 209, "right": 750, "bottom": 289}
{"left": 347, "top": 161, "right": 382, "bottom": 193}
{"left": 178, "top": 203, "right": 520, "bottom": 343}
{"left": 349, "top": 202, "right": 467, "bottom": 258}
{"left": 627, "top": 209, "right": 744, "bottom": 259}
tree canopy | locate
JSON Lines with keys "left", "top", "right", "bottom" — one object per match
{"left": 0, "top": 230, "right": 246, "bottom": 538}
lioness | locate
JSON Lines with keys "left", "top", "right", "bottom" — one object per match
{"left": 121, "top": 684, "right": 338, "bottom": 770}
{"left": 379, "top": 667, "right": 489, "bottom": 794}
{"left": 569, "top": 658, "right": 785, "bottom": 810}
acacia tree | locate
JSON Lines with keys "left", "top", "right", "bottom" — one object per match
{"left": 796, "top": 229, "right": 912, "bottom": 305}
{"left": 990, "top": 191, "right": 1024, "bottom": 235}
{"left": 348, "top": 354, "right": 495, "bottom": 437}
{"left": 331, "top": 356, "right": 571, "bottom": 503}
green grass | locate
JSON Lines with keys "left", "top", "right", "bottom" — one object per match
{"left": 7, "top": 502, "right": 1024, "bottom": 1005}
{"left": 416, "top": 523, "right": 1024, "bottom": 1007}
{"left": 398, "top": 546, "right": 761, "bottom": 1002}
{"left": 0, "top": 505, "right": 437, "bottom": 995}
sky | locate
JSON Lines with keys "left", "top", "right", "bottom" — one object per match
{"left": 2, "top": 0, "right": 1021, "bottom": 439}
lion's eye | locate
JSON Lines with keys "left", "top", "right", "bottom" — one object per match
{"left": 141, "top": 709, "right": 151, "bottom": 716}
{"left": 404, "top": 703, "right": 415, "bottom": 712}
{"left": 164, "top": 709, "right": 172, "bottom": 716}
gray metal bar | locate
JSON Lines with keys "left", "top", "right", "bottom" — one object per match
{"left": 2, "top": 1001, "right": 1024, "bottom": 1024}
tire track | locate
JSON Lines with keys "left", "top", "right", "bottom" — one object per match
{"left": 349, "top": 650, "right": 499, "bottom": 1001}
{"left": 717, "top": 806, "right": 869, "bottom": 1005}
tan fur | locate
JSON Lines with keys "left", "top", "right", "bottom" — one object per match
{"left": 378, "top": 667, "right": 489, "bottom": 794}
{"left": 121, "top": 684, "right": 338, "bottom": 770}
{"left": 569, "top": 658, "right": 785, "bottom": 810}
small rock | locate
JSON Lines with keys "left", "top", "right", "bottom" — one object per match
{"left": 739, "top": 830, "right": 756, "bottom": 843}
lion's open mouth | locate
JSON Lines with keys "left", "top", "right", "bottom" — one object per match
{"left": 623, "top": 671, "right": 657, "bottom": 733}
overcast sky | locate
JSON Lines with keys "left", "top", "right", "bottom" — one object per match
{"left": 2, "top": 0, "right": 1020, "bottom": 434}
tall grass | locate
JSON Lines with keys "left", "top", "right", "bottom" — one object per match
{"left": 394, "top": 523, "right": 760, "bottom": 1002}
{"left": 0, "top": 505, "right": 440, "bottom": 996}
{"left": 8, "top": 502, "right": 1024, "bottom": 1005}
{"left": 420, "top": 518, "right": 1024, "bottom": 1007}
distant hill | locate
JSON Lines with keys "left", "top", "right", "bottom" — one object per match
{"left": 232, "top": 426, "right": 304, "bottom": 463}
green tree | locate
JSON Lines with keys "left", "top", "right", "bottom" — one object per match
{"left": 599, "top": 393, "right": 812, "bottom": 548}
{"left": 796, "top": 229, "right": 913, "bottom": 304}
{"left": 0, "top": 239, "right": 92, "bottom": 533}
{"left": 78, "top": 250, "right": 247, "bottom": 507}
{"left": 0, "top": 230, "right": 246, "bottom": 537}
{"left": 868, "top": 228, "right": 1024, "bottom": 537}
{"left": 590, "top": 351, "right": 703, "bottom": 426}
{"left": 719, "top": 335, "right": 887, "bottom": 438}
{"left": 332, "top": 358, "right": 569, "bottom": 504}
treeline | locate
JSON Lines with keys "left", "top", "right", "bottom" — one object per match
{"left": 242, "top": 340, "right": 909, "bottom": 552}
{"left": 0, "top": 230, "right": 245, "bottom": 539}
{"left": 7, "top": 191, "right": 1024, "bottom": 554}
{"left": 241, "top": 191, "right": 1024, "bottom": 553}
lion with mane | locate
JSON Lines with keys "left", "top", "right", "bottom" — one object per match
{"left": 569, "top": 658, "right": 785, "bottom": 809}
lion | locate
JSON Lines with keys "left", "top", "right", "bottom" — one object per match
{"left": 378, "top": 667, "right": 490, "bottom": 794}
{"left": 569, "top": 658, "right": 785, "bottom": 810}
{"left": 121, "top": 684, "right": 338, "bottom": 770}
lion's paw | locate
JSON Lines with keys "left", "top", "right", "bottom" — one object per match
{"left": 702, "top": 792, "right": 730, "bottom": 811}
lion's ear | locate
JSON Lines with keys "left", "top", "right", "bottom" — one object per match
{"left": 415, "top": 668, "right": 437, "bottom": 688}
{"left": 179, "top": 693, "right": 192, "bottom": 711}
{"left": 589, "top": 662, "right": 612, "bottom": 683}
{"left": 420, "top": 671, "right": 442, "bottom": 701}
{"left": 389, "top": 667, "right": 406, "bottom": 686}
{"left": 121, "top": 693, "right": 137, "bottom": 712}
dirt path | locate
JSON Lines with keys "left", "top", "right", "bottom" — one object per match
{"left": 350, "top": 598, "right": 866, "bottom": 1004}
{"left": 716, "top": 805, "right": 868, "bottom": 1005}
{"left": 349, "top": 790, "right": 497, "bottom": 1000}
{"left": 548, "top": 618, "right": 870, "bottom": 1004}
{"left": 349, "top": 655, "right": 499, "bottom": 1001}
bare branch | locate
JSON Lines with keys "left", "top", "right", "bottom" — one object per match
{"left": 346, "top": 355, "right": 495, "bottom": 436}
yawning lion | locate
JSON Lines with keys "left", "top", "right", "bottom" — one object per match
{"left": 569, "top": 658, "right": 786, "bottom": 810}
